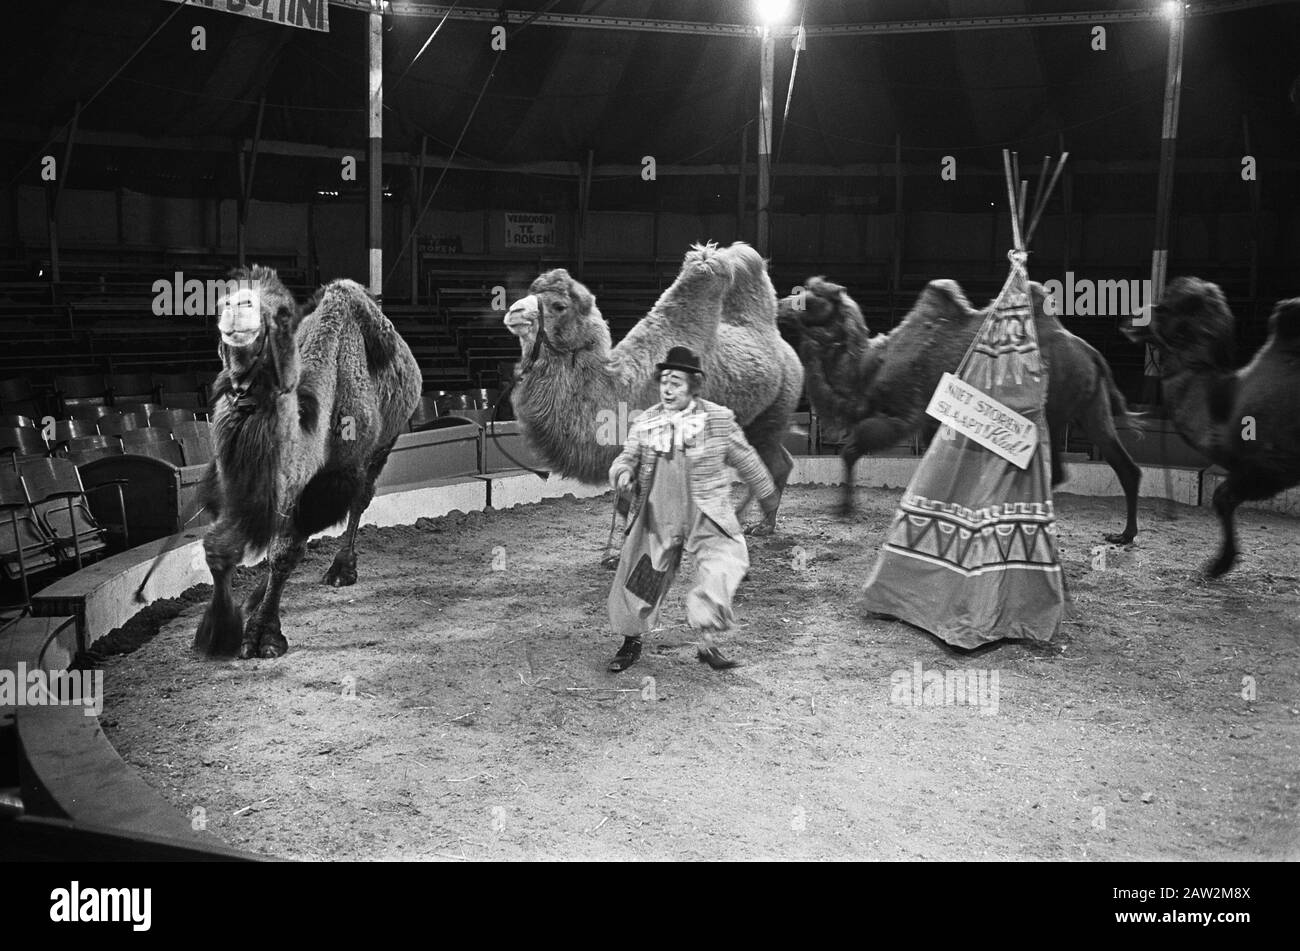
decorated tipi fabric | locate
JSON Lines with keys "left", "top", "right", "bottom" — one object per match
{"left": 861, "top": 251, "right": 1064, "bottom": 649}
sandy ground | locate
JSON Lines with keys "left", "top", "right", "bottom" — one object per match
{"left": 98, "top": 485, "right": 1300, "bottom": 861}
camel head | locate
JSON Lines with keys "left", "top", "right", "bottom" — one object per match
{"left": 216, "top": 265, "right": 298, "bottom": 369}
{"left": 504, "top": 268, "right": 605, "bottom": 358}
{"left": 1124, "top": 276, "right": 1236, "bottom": 368}
{"left": 778, "top": 276, "right": 870, "bottom": 346}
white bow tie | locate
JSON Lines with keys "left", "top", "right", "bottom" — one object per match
{"left": 647, "top": 403, "right": 704, "bottom": 453}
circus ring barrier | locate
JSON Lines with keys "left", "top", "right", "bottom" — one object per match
{"left": 4, "top": 414, "right": 1298, "bottom": 858}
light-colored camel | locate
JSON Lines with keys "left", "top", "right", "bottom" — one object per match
{"left": 195, "top": 266, "right": 421, "bottom": 659}
{"left": 503, "top": 242, "right": 804, "bottom": 557}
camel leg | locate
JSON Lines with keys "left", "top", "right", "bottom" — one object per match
{"left": 241, "top": 530, "right": 307, "bottom": 659}
{"left": 324, "top": 447, "right": 392, "bottom": 587}
{"left": 1049, "top": 441, "right": 1065, "bottom": 488}
{"left": 744, "top": 442, "right": 794, "bottom": 536}
{"left": 242, "top": 575, "right": 269, "bottom": 617}
{"left": 194, "top": 520, "right": 245, "bottom": 658}
{"left": 1207, "top": 479, "right": 1241, "bottom": 578}
{"left": 838, "top": 443, "right": 863, "bottom": 517}
{"left": 1076, "top": 403, "right": 1142, "bottom": 545}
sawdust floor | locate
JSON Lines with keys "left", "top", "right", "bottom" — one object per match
{"left": 99, "top": 486, "right": 1300, "bottom": 860}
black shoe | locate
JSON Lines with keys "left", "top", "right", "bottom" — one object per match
{"left": 608, "top": 637, "right": 642, "bottom": 672}
{"left": 696, "top": 646, "right": 740, "bottom": 670}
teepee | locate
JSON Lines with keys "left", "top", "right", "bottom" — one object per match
{"left": 862, "top": 152, "right": 1068, "bottom": 649}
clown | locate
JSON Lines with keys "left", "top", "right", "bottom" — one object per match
{"left": 606, "top": 346, "right": 780, "bottom": 672}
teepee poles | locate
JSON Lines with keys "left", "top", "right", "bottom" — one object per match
{"left": 1002, "top": 149, "right": 1070, "bottom": 254}
{"left": 1002, "top": 150, "right": 1024, "bottom": 252}
{"left": 1025, "top": 153, "right": 1069, "bottom": 249}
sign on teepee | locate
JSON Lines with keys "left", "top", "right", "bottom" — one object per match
{"left": 862, "top": 151, "right": 1068, "bottom": 649}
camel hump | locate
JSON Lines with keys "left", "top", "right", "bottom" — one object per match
{"left": 719, "top": 241, "right": 779, "bottom": 328}
{"left": 918, "top": 279, "right": 975, "bottom": 322}
{"left": 1268, "top": 298, "right": 1300, "bottom": 351}
{"left": 319, "top": 278, "right": 406, "bottom": 376}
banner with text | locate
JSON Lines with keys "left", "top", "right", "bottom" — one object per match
{"left": 504, "top": 212, "right": 556, "bottom": 250}
{"left": 924, "top": 372, "right": 1038, "bottom": 470}
{"left": 160, "top": 0, "right": 330, "bottom": 34}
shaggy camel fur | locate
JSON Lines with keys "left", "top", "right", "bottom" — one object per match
{"left": 778, "top": 276, "right": 1142, "bottom": 544}
{"left": 1125, "top": 277, "right": 1300, "bottom": 576}
{"left": 195, "top": 266, "right": 421, "bottom": 658}
{"left": 504, "top": 242, "right": 804, "bottom": 547}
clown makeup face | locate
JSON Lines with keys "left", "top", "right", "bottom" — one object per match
{"left": 659, "top": 369, "right": 694, "bottom": 411}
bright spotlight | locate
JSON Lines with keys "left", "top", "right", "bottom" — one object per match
{"left": 1162, "top": 1, "right": 1184, "bottom": 17}
{"left": 756, "top": 0, "right": 793, "bottom": 26}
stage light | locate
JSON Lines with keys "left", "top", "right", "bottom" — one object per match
{"left": 756, "top": 0, "right": 792, "bottom": 26}
{"left": 1162, "top": 1, "right": 1184, "bottom": 18}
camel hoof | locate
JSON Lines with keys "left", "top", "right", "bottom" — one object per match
{"left": 744, "top": 520, "right": 775, "bottom": 537}
{"left": 237, "top": 639, "right": 259, "bottom": 661}
{"left": 1205, "top": 555, "right": 1236, "bottom": 579}
{"left": 195, "top": 604, "right": 243, "bottom": 658}
{"left": 259, "top": 634, "right": 288, "bottom": 659}
{"left": 600, "top": 553, "right": 620, "bottom": 571}
{"left": 323, "top": 562, "right": 358, "bottom": 587}
{"left": 1103, "top": 531, "right": 1135, "bottom": 546}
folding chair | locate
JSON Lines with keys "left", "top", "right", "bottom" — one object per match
{"left": 64, "top": 438, "right": 130, "bottom": 549}
{"left": 50, "top": 418, "right": 99, "bottom": 448}
{"left": 0, "top": 466, "right": 59, "bottom": 593}
{"left": 174, "top": 420, "right": 215, "bottom": 467}
{"left": 19, "top": 458, "right": 109, "bottom": 570}
{"left": 109, "top": 372, "right": 155, "bottom": 406}
{"left": 0, "top": 377, "right": 42, "bottom": 420}
{"left": 146, "top": 408, "right": 198, "bottom": 433}
{"left": 115, "top": 401, "right": 163, "bottom": 418}
{"left": 0, "top": 467, "right": 77, "bottom": 645}
{"left": 0, "top": 425, "right": 48, "bottom": 470}
{"left": 61, "top": 434, "right": 124, "bottom": 466}
{"left": 435, "top": 392, "right": 474, "bottom": 416}
{"left": 98, "top": 411, "right": 149, "bottom": 437}
{"left": 66, "top": 404, "right": 115, "bottom": 423}
{"left": 154, "top": 371, "right": 203, "bottom": 410}
{"left": 409, "top": 395, "right": 440, "bottom": 432}
{"left": 121, "top": 427, "right": 185, "bottom": 466}
{"left": 54, "top": 374, "right": 108, "bottom": 414}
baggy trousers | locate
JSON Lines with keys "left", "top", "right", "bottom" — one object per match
{"left": 607, "top": 499, "right": 750, "bottom": 644}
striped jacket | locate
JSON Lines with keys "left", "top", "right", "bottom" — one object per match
{"left": 610, "top": 398, "right": 776, "bottom": 538}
